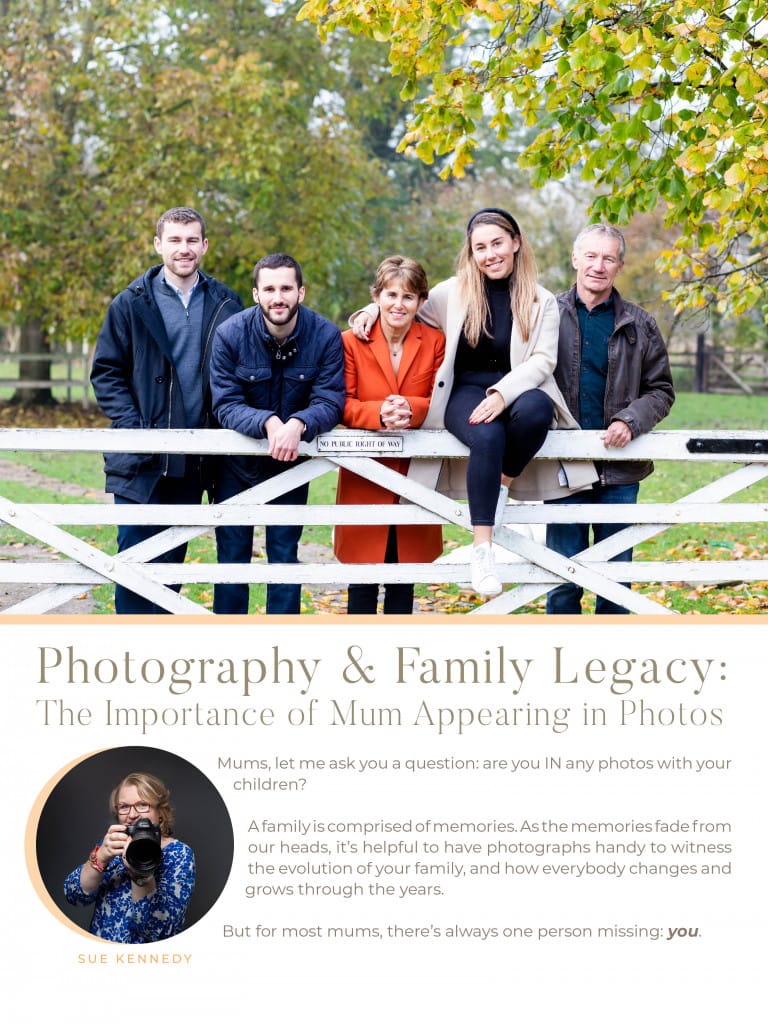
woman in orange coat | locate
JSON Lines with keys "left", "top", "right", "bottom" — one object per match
{"left": 334, "top": 256, "right": 446, "bottom": 614}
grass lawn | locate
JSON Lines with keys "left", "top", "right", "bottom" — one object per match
{"left": 630, "top": 393, "right": 768, "bottom": 613}
{"left": 0, "top": 392, "right": 766, "bottom": 614}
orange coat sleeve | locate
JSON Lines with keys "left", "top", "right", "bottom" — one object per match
{"left": 404, "top": 326, "right": 446, "bottom": 427}
{"left": 341, "top": 331, "right": 388, "bottom": 429}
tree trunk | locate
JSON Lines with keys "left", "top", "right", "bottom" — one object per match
{"left": 10, "top": 319, "right": 56, "bottom": 405}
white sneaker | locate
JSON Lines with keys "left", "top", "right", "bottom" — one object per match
{"left": 471, "top": 542, "right": 502, "bottom": 597}
{"left": 494, "top": 484, "right": 509, "bottom": 526}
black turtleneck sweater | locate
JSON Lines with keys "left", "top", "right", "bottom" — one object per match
{"left": 454, "top": 276, "right": 512, "bottom": 376}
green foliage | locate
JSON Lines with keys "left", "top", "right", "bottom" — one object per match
{"left": 299, "top": 0, "right": 768, "bottom": 319}
{"left": 0, "top": 0, "right": 451, "bottom": 338}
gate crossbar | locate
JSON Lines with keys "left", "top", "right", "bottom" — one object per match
{"left": 1, "top": 428, "right": 767, "bottom": 615}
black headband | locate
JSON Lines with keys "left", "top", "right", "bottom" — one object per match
{"left": 466, "top": 207, "right": 520, "bottom": 236}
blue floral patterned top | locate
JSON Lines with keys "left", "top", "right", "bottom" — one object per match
{"left": 64, "top": 840, "right": 195, "bottom": 943}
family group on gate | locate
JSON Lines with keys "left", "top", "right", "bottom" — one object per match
{"left": 91, "top": 204, "right": 674, "bottom": 616}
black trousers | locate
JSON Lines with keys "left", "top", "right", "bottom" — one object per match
{"left": 347, "top": 526, "right": 414, "bottom": 614}
{"left": 444, "top": 375, "right": 554, "bottom": 525}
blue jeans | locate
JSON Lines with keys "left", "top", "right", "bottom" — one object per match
{"left": 545, "top": 481, "right": 639, "bottom": 615}
{"left": 114, "top": 471, "right": 204, "bottom": 615}
{"left": 212, "top": 461, "right": 308, "bottom": 615}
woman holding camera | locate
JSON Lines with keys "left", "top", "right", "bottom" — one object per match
{"left": 64, "top": 771, "right": 195, "bottom": 943}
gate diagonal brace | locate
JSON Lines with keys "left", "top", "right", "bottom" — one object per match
{"left": 0, "top": 494, "right": 204, "bottom": 615}
{"left": 324, "top": 455, "right": 662, "bottom": 611}
{"left": 480, "top": 462, "right": 768, "bottom": 615}
{"left": 1, "top": 458, "right": 333, "bottom": 615}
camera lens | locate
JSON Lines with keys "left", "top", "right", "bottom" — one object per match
{"left": 125, "top": 818, "right": 163, "bottom": 875}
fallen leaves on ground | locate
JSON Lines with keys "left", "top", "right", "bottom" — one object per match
{"left": 0, "top": 402, "right": 108, "bottom": 428}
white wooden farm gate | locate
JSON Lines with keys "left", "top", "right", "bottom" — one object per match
{"left": 0, "top": 427, "right": 767, "bottom": 615}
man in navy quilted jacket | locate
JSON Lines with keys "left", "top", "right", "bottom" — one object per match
{"left": 210, "top": 253, "right": 344, "bottom": 615}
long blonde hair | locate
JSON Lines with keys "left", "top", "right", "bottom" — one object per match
{"left": 456, "top": 209, "right": 540, "bottom": 345}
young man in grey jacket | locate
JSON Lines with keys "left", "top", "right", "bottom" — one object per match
{"left": 547, "top": 224, "right": 675, "bottom": 614}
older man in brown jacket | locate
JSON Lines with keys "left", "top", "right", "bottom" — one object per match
{"left": 546, "top": 223, "right": 675, "bottom": 615}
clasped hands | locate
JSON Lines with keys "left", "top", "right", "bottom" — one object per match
{"left": 265, "top": 415, "right": 304, "bottom": 461}
{"left": 380, "top": 395, "right": 412, "bottom": 430}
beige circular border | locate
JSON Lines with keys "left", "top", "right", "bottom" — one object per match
{"left": 25, "top": 748, "right": 113, "bottom": 942}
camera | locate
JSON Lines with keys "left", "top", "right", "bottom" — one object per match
{"left": 125, "top": 818, "right": 163, "bottom": 875}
